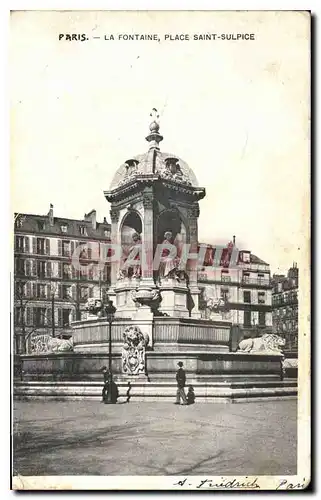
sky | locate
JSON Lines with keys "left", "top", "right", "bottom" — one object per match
{"left": 10, "top": 10, "right": 310, "bottom": 275}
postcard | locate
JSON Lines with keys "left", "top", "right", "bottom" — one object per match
{"left": 11, "top": 10, "right": 310, "bottom": 491}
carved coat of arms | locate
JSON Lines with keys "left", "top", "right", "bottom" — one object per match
{"left": 122, "top": 326, "right": 149, "bottom": 375}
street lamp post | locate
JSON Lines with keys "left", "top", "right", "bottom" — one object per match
{"left": 105, "top": 299, "right": 116, "bottom": 404}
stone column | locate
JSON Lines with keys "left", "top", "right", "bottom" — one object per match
{"left": 187, "top": 205, "right": 201, "bottom": 318}
{"left": 108, "top": 208, "right": 120, "bottom": 300}
{"left": 141, "top": 189, "right": 155, "bottom": 285}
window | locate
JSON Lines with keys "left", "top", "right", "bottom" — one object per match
{"left": 62, "top": 285, "right": 71, "bottom": 300}
{"left": 63, "top": 263, "right": 71, "bottom": 279}
{"left": 38, "top": 221, "right": 45, "bottom": 231}
{"left": 243, "top": 291, "right": 251, "bottom": 303}
{"left": 62, "top": 309, "right": 71, "bottom": 327}
{"left": 221, "top": 271, "right": 231, "bottom": 283}
{"left": 15, "top": 236, "right": 24, "bottom": 252}
{"left": 79, "top": 226, "right": 87, "bottom": 236}
{"left": 104, "top": 230, "right": 111, "bottom": 239}
{"left": 258, "top": 292, "right": 266, "bottom": 304}
{"left": 15, "top": 307, "right": 23, "bottom": 325}
{"left": 241, "top": 252, "right": 250, "bottom": 263}
{"left": 35, "top": 307, "right": 46, "bottom": 326}
{"left": 37, "top": 261, "right": 46, "bottom": 279}
{"left": 221, "top": 288, "right": 229, "bottom": 302}
{"left": 259, "top": 311, "right": 266, "bottom": 326}
{"left": 61, "top": 225, "right": 68, "bottom": 233}
{"left": 79, "top": 243, "right": 88, "bottom": 259}
{"left": 80, "top": 266, "right": 87, "bottom": 280}
{"left": 62, "top": 241, "right": 70, "bottom": 257}
{"left": 80, "top": 287, "right": 88, "bottom": 300}
{"left": 16, "top": 258, "right": 25, "bottom": 276}
{"left": 243, "top": 272, "right": 250, "bottom": 284}
{"left": 37, "top": 238, "right": 45, "bottom": 255}
{"left": 244, "top": 310, "right": 251, "bottom": 327}
{"left": 37, "top": 284, "right": 46, "bottom": 299}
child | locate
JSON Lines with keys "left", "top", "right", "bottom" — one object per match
{"left": 187, "top": 385, "right": 195, "bottom": 405}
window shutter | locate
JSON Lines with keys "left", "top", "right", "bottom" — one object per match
{"left": 33, "top": 307, "right": 38, "bottom": 325}
{"left": 32, "top": 237, "right": 37, "bottom": 254}
{"left": 47, "top": 308, "right": 52, "bottom": 326}
{"left": 88, "top": 266, "right": 93, "bottom": 280}
{"left": 71, "top": 241, "right": 75, "bottom": 255}
{"left": 72, "top": 264, "right": 77, "bottom": 279}
{"left": 24, "top": 237, "right": 29, "bottom": 253}
{"left": 32, "top": 260, "right": 37, "bottom": 277}
{"left": 46, "top": 261, "right": 51, "bottom": 278}
{"left": 88, "top": 247, "right": 92, "bottom": 260}
{"left": 33, "top": 283, "right": 37, "bottom": 298}
{"left": 26, "top": 307, "right": 31, "bottom": 326}
{"left": 89, "top": 287, "right": 93, "bottom": 298}
{"left": 72, "top": 285, "right": 76, "bottom": 300}
{"left": 58, "top": 309, "right": 63, "bottom": 327}
{"left": 46, "top": 239, "right": 50, "bottom": 255}
{"left": 46, "top": 285, "right": 51, "bottom": 298}
{"left": 58, "top": 284, "right": 62, "bottom": 299}
{"left": 71, "top": 309, "right": 76, "bottom": 322}
{"left": 58, "top": 239, "right": 62, "bottom": 256}
{"left": 58, "top": 262, "right": 62, "bottom": 278}
{"left": 25, "top": 260, "right": 31, "bottom": 276}
{"left": 25, "top": 282, "right": 31, "bottom": 297}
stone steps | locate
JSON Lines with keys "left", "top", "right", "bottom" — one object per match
{"left": 14, "top": 379, "right": 297, "bottom": 403}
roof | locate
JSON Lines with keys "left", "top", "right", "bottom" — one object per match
{"left": 198, "top": 244, "right": 270, "bottom": 267}
{"left": 14, "top": 212, "right": 111, "bottom": 240}
{"left": 109, "top": 149, "right": 199, "bottom": 190}
{"left": 250, "top": 254, "right": 269, "bottom": 265}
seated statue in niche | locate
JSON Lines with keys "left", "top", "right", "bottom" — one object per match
{"left": 119, "top": 232, "right": 142, "bottom": 279}
{"left": 158, "top": 231, "right": 183, "bottom": 282}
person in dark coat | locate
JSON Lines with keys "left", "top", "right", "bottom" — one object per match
{"left": 101, "top": 367, "right": 119, "bottom": 404}
{"left": 101, "top": 366, "right": 109, "bottom": 403}
{"left": 175, "top": 361, "right": 188, "bottom": 405}
{"left": 187, "top": 385, "right": 195, "bottom": 405}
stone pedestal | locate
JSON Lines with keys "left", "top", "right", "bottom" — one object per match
{"left": 158, "top": 279, "right": 189, "bottom": 318}
{"left": 114, "top": 278, "right": 139, "bottom": 318}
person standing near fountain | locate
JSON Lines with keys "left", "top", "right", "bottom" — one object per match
{"left": 175, "top": 361, "right": 188, "bottom": 405}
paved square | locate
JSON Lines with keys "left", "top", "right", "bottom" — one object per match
{"left": 13, "top": 400, "right": 297, "bottom": 476}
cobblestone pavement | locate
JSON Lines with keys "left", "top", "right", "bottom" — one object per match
{"left": 13, "top": 400, "right": 297, "bottom": 476}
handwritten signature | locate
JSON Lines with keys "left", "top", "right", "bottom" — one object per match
{"left": 173, "top": 477, "right": 260, "bottom": 489}
{"left": 173, "top": 477, "right": 309, "bottom": 490}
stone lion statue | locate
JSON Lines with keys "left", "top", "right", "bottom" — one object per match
{"left": 30, "top": 334, "right": 73, "bottom": 354}
{"left": 238, "top": 334, "right": 285, "bottom": 353}
{"left": 48, "top": 337, "right": 73, "bottom": 352}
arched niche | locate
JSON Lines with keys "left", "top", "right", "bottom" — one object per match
{"left": 120, "top": 211, "right": 142, "bottom": 253}
{"left": 156, "top": 209, "right": 188, "bottom": 245}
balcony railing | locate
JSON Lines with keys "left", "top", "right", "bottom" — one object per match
{"left": 242, "top": 278, "right": 271, "bottom": 287}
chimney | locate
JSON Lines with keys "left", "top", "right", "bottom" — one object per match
{"left": 233, "top": 235, "right": 236, "bottom": 245}
{"left": 84, "top": 209, "right": 97, "bottom": 230}
{"left": 48, "top": 203, "right": 54, "bottom": 226}
{"left": 103, "top": 217, "right": 107, "bottom": 224}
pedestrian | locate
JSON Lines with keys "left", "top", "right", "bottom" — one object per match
{"left": 101, "top": 366, "right": 119, "bottom": 404}
{"left": 187, "top": 385, "right": 195, "bottom": 405}
{"left": 175, "top": 361, "right": 188, "bottom": 405}
{"left": 101, "top": 366, "right": 109, "bottom": 403}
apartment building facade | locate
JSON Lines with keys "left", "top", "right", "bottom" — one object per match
{"left": 14, "top": 205, "right": 111, "bottom": 354}
{"left": 272, "top": 263, "right": 299, "bottom": 353}
{"left": 198, "top": 241, "right": 273, "bottom": 337}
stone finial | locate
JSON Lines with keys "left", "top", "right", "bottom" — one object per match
{"left": 146, "top": 108, "right": 163, "bottom": 150}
